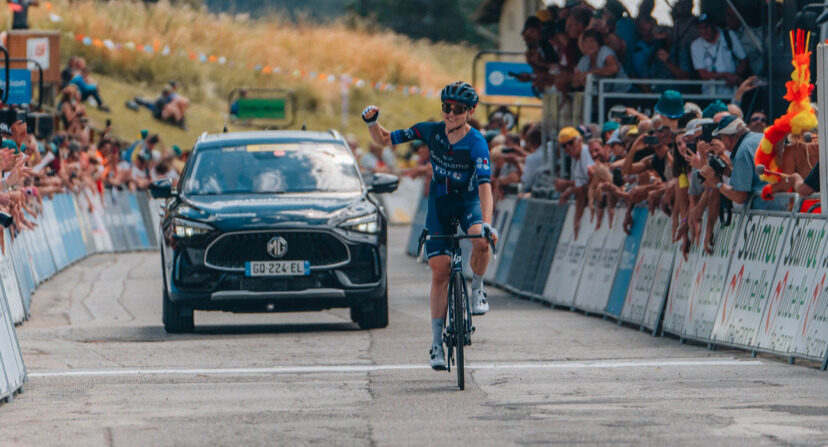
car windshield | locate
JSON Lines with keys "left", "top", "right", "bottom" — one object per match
{"left": 182, "top": 143, "right": 362, "bottom": 195}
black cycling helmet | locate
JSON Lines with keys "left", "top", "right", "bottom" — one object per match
{"left": 441, "top": 81, "right": 479, "bottom": 108}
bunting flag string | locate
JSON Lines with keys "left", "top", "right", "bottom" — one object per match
{"left": 69, "top": 30, "right": 440, "bottom": 99}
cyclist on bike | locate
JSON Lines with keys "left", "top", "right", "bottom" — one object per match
{"left": 362, "top": 81, "right": 498, "bottom": 370}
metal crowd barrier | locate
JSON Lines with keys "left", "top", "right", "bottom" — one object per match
{"left": 405, "top": 194, "right": 828, "bottom": 370}
{"left": 0, "top": 189, "right": 160, "bottom": 405}
{"left": 582, "top": 76, "right": 732, "bottom": 126}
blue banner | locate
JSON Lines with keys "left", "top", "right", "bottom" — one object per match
{"left": 484, "top": 62, "right": 535, "bottom": 97}
{"left": 605, "top": 207, "right": 648, "bottom": 316}
{"left": 0, "top": 69, "right": 32, "bottom": 105}
{"left": 495, "top": 199, "right": 528, "bottom": 285}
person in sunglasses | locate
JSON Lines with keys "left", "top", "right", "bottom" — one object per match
{"left": 361, "top": 81, "right": 497, "bottom": 370}
{"left": 747, "top": 111, "right": 768, "bottom": 133}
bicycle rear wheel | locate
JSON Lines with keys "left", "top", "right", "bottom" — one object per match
{"left": 452, "top": 273, "right": 466, "bottom": 390}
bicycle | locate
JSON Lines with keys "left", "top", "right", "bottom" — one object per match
{"left": 418, "top": 221, "right": 496, "bottom": 390}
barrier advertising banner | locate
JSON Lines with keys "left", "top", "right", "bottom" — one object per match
{"left": 573, "top": 211, "right": 624, "bottom": 313}
{"left": 682, "top": 216, "right": 744, "bottom": 341}
{"left": 795, "top": 252, "right": 828, "bottom": 361}
{"left": 495, "top": 200, "right": 528, "bottom": 286}
{"left": 620, "top": 213, "right": 670, "bottom": 324}
{"left": 543, "top": 207, "right": 591, "bottom": 306}
{"left": 642, "top": 215, "right": 678, "bottom": 331}
{"left": 484, "top": 197, "right": 516, "bottom": 283}
{"left": 712, "top": 214, "right": 789, "bottom": 347}
{"left": 755, "top": 217, "right": 827, "bottom": 356}
{"left": 508, "top": 200, "right": 567, "bottom": 294}
{"left": 605, "top": 207, "right": 648, "bottom": 316}
{"left": 663, "top": 240, "right": 702, "bottom": 336}
{"left": 0, "top": 234, "right": 25, "bottom": 325}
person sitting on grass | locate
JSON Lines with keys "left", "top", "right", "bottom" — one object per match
{"left": 70, "top": 65, "right": 110, "bottom": 112}
{"left": 129, "top": 83, "right": 189, "bottom": 129}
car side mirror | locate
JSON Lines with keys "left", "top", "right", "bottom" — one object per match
{"left": 149, "top": 179, "right": 174, "bottom": 199}
{"left": 368, "top": 173, "right": 399, "bottom": 194}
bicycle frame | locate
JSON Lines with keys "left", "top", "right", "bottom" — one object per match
{"left": 445, "top": 237, "right": 472, "bottom": 372}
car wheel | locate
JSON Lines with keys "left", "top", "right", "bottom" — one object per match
{"left": 356, "top": 285, "right": 388, "bottom": 330}
{"left": 163, "top": 287, "right": 194, "bottom": 333}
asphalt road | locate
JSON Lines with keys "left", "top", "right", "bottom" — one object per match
{"left": 1, "top": 227, "right": 828, "bottom": 446}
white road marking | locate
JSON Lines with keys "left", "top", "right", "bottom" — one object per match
{"left": 28, "top": 357, "right": 762, "bottom": 379}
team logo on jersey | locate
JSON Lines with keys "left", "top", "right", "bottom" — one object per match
{"left": 476, "top": 157, "right": 490, "bottom": 171}
{"left": 403, "top": 128, "right": 415, "bottom": 140}
{"left": 451, "top": 171, "right": 463, "bottom": 180}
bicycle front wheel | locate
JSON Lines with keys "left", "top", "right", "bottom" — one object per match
{"left": 452, "top": 273, "right": 466, "bottom": 390}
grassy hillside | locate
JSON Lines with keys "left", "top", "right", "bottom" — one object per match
{"left": 10, "top": 0, "right": 478, "bottom": 149}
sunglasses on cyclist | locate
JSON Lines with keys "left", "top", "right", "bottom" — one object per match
{"left": 441, "top": 103, "right": 469, "bottom": 115}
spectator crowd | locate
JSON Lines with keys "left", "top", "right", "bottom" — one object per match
{"left": 0, "top": 54, "right": 189, "bottom": 252}
{"left": 519, "top": 0, "right": 763, "bottom": 98}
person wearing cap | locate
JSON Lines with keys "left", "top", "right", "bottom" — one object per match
{"left": 654, "top": 90, "right": 685, "bottom": 130}
{"left": 701, "top": 100, "right": 728, "bottom": 119}
{"left": 701, "top": 115, "right": 784, "bottom": 211}
{"left": 601, "top": 120, "right": 620, "bottom": 143}
{"left": 555, "top": 126, "right": 593, "bottom": 237}
{"left": 690, "top": 13, "right": 748, "bottom": 97}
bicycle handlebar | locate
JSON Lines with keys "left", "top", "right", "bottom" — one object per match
{"left": 417, "top": 229, "right": 497, "bottom": 260}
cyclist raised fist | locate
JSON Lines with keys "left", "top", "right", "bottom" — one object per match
{"left": 363, "top": 81, "right": 496, "bottom": 371}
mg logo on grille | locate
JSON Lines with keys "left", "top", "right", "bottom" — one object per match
{"left": 267, "top": 236, "right": 288, "bottom": 258}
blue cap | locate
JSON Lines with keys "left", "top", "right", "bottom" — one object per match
{"left": 602, "top": 121, "right": 620, "bottom": 134}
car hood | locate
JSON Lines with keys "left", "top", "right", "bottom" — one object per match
{"left": 177, "top": 193, "right": 375, "bottom": 230}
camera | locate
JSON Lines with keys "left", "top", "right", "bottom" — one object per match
{"left": 620, "top": 114, "right": 637, "bottom": 125}
{"left": 0, "top": 107, "right": 28, "bottom": 129}
{"left": 700, "top": 122, "right": 717, "bottom": 143}
{"left": 707, "top": 153, "right": 728, "bottom": 177}
{"left": 0, "top": 211, "right": 13, "bottom": 228}
{"left": 644, "top": 130, "right": 659, "bottom": 146}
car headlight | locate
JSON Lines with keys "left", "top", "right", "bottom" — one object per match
{"left": 339, "top": 213, "right": 379, "bottom": 234}
{"left": 173, "top": 218, "right": 213, "bottom": 238}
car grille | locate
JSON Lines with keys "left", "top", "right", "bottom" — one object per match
{"left": 205, "top": 231, "right": 349, "bottom": 270}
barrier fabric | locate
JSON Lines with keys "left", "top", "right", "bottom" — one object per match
{"left": 620, "top": 213, "right": 670, "bottom": 324}
{"left": 507, "top": 200, "right": 566, "bottom": 295}
{"left": 681, "top": 215, "right": 745, "bottom": 341}
{"left": 573, "top": 211, "right": 624, "bottom": 313}
{"left": 543, "top": 206, "right": 591, "bottom": 306}
{"left": 495, "top": 199, "right": 528, "bottom": 286}
{"left": 642, "top": 215, "right": 678, "bottom": 331}
{"left": 484, "top": 197, "right": 517, "bottom": 283}
{"left": 605, "top": 207, "right": 648, "bottom": 316}
{"left": 796, "top": 244, "right": 828, "bottom": 361}
{"left": 712, "top": 213, "right": 789, "bottom": 348}
{"left": 0, "top": 283, "right": 25, "bottom": 402}
{"left": 755, "top": 216, "right": 827, "bottom": 357}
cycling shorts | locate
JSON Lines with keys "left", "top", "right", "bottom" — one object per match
{"left": 424, "top": 191, "right": 483, "bottom": 259}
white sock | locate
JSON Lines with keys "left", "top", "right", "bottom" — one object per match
{"left": 431, "top": 318, "right": 444, "bottom": 347}
{"left": 472, "top": 274, "right": 483, "bottom": 291}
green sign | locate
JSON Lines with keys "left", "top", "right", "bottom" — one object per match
{"left": 236, "top": 97, "right": 287, "bottom": 120}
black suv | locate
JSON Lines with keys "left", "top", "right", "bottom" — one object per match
{"left": 151, "top": 130, "right": 398, "bottom": 333}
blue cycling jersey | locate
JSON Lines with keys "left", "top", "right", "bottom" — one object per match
{"left": 390, "top": 122, "right": 490, "bottom": 197}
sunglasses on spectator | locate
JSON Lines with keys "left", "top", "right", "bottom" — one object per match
{"left": 750, "top": 116, "right": 768, "bottom": 123}
{"left": 441, "top": 103, "right": 469, "bottom": 115}
{"left": 560, "top": 139, "right": 577, "bottom": 148}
